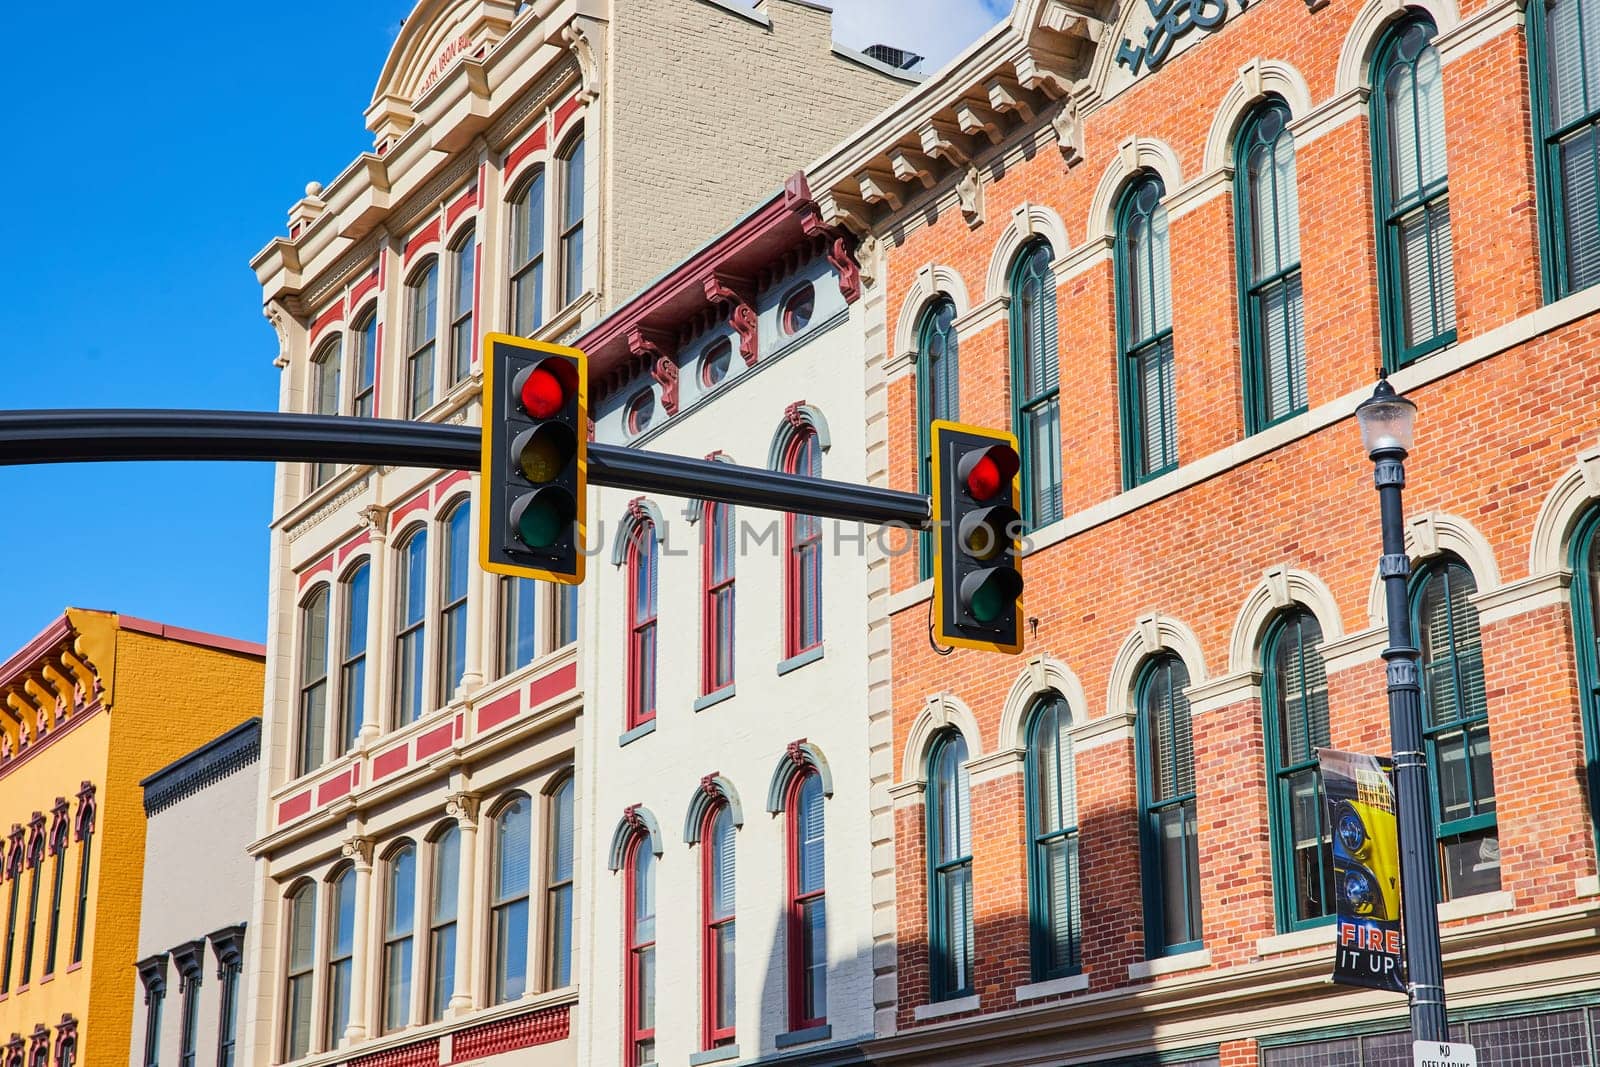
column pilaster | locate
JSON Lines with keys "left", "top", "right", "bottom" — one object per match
{"left": 446, "top": 792, "right": 482, "bottom": 1017}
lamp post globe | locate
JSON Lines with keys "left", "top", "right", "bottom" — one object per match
{"left": 1356, "top": 374, "right": 1418, "bottom": 457}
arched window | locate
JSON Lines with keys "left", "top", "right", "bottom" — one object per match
{"left": 1235, "top": 99, "right": 1306, "bottom": 431}
{"left": 1411, "top": 555, "right": 1498, "bottom": 898}
{"left": 326, "top": 866, "right": 356, "bottom": 1049}
{"left": 1262, "top": 609, "right": 1333, "bottom": 931}
{"left": 310, "top": 339, "right": 341, "bottom": 487}
{"left": 339, "top": 563, "right": 370, "bottom": 756}
{"left": 510, "top": 170, "right": 547, "bottom": 336}
{"left": 1117, "top": 176, "right": 1177, "bottom": 487}
{"left": 786, "top": 771, "right": 826, "bottom": 1030}
{"left": 427, "top": 824, "right": 459, "bottom": 1022}
{"left": 1009, "top": 242, "right": 1063, "bottom": 528}
{"left": 926, "top": 731, "right": 973, "bottom": 1001}
{"left": 439, "top": 502, "right": 471, "bottom": 704}
{"left": 1136, "top": 654, "right": 1202, "bottom": 955}
{"left": 781, "top": 427, "right": 823, "bottom": 657}
{"left": 626, "top": 518, "right": 659, "bottom": 729}
{"left": 406, "top": 258, "right": 439, "bottom": 417}
{"left": 382, "top": 844, "right": 417, "bottom": 1033}
{"left": 297, "top": 588, "right": 330, "bottom": 776}
{"left": 282, "top": 882, "right": 316, "bottom": 1061}
{"left": 491, "top": 794, "right": 532, "bottom": 1004}
{"left": 624, "top": 832, "right": 658, "bottom": 1067}
{"left": 916, "top": 297, "right": 959, "bottom": 579}
{"left": 1531, "top": 0, "right": 1600, "bottom": 297}
{"left": 700, "top": 803, "right": 736, "bottom": 1050}
{"left": 395, "top": 528, "right": 428, "bottom": 726}
{"left": 559, "top": 134, "right": 586, "bottom": 308}
{"left": 1025, "top": 692, "right": 1079, "bottom": 979}
{"left": 352, "top": 310, "right": 378, "bottom": 418}
{"left": 1572, "top": 509, "right": 1600, "bottom": 845}
{"left": 702, "top": 501, "right": 735, "bottom": 695}
{"left": 546, "top": 777, "right": 575, "bottom": 989}
{"left": 448, "top": 227, "right": 476, "bottom": 385}
{"left": 1372, "top": 15, "right": 1455, "bottom": 366}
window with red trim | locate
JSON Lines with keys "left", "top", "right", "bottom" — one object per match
{"left": 702, "top": 502, "right": 735, "bottom": 695}
{"left": 782, "top": 428, "right": 823, "bottom": 656}
{"left": 700, "top": 804, "right": 736, "bottom": 1049}
{"left": 626, "top": 519, "right": 659, "bottom": 728}
{"left": 623, "top": 835, "right": 657, "bottom": 1067}
{"left": 786, "top": 771, "right": 826, "bottom": 1030}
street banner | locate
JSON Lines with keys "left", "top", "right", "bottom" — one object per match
{"left": 1319, "top": 748, "right": 1405, "bottom": 992}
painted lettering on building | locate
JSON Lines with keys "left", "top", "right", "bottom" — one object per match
{"left": 1115, "top": 0, "right": 1248, "bottom": 77}
{"left": 417, "top": 33, "right": 474, "bottom": 97}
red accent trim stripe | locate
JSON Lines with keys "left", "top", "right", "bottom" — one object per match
{"left": 471, "top": 241, "right": 483, "bottom": 366}
{"left": 338, "top": 530, "right": 372, "bottom": 566}
{"left": 373, "top": 746, "right": 409, "bottom": 780}
{"left": 453, "top": 713, "right": 464, "bottom": 740}
{"left": 389, "top": 487, "right": 430, "bottom": 531}
{"left": 553, "top": 94, "right": 583, "bottom": 137}
{"left": 504, "top": 124, "right": 548, "bottom": 182}
{"left": 278, "top": 791, "right": 312, "bottom": 823}
{"left": 349, "top": 1036, "right": 440, "bottom": 1067}
{"left": 297, "top": 555, "right": 335, "bottom": 590}
{"left": 446, "top": 186, "right": 478, "bottom": 231}
{"left": 350, "top": 268, "right": 380, "bottom": 310}
{"left": 310, "top": 303, "right": 344, "bottom": 343}
{"left": 115, "top": 617, "right": 266, "bottom": 658}
{"left": 433, "top": 469, "right": 470, "bottom": 505}
{"left": 476, "top": 690, "right": 521, "bottom": 733}
{"left": 317, "top": 768, "right": 355, "bottom": 805}
{"left": 528, "top": 661, "right": 579, "bottom": 710}
{"left": 415, "top": 721, "right": 454, "bottom": 760}
{"left": 404, "top": 219, "right": 442, "bottom": 265}
{"left": 373, "top": 322, "right": 384, "bottom": 419}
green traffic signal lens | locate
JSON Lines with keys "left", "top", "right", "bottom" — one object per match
{"left": 511, "top": 489, "right": 576, "bottom": 549}
{"left": 970, "top": 579, "right": 1007, "bottom": 623}
{"left": 960, "top": 566, "right": 1023, "bottom": 625}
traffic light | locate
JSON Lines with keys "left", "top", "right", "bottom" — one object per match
{"left": 930, "top": 421, "right": 1024, "bottom": 653}
{"left": 480, "top": 333, "right": 588, "bottom": 584}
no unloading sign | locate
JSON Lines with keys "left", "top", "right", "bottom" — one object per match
{"left": 1414, "top": 1041, "right": 1477, "bottom": 1067}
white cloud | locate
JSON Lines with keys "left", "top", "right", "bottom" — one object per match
{"left": 822, "top": 0, "right": 1009, "bottom": 72}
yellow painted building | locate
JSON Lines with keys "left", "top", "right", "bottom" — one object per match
{"left": 0, "top": 609, "right": 263, "bottom": 1067}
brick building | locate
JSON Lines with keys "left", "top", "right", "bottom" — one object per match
{"left": 245, "top": 4, "right": 916, "bottom": 1067}
{"left": 791, "top": 0, "right": 1600, "bottom": 1061}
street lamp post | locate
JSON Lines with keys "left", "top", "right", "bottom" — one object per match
{"left": 1356, "top": 373, "right": 1448, "bottom": 1043}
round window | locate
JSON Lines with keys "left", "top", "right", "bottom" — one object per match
{"left": 700, "top": 339, "right": 732, "bottom": 388}
{"left": 624, "top": 390, "right": 656, "bottom": 436}
{"left": 781, "top": 283, "right": 815, "bottom": 336}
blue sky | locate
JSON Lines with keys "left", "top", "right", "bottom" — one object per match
{"left": 0, "top": 0, "right": 1003, "bottom": 653}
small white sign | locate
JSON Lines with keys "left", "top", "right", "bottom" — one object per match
{"left": 1414, "top": 1041, "right": 1477, "bottom": 1067}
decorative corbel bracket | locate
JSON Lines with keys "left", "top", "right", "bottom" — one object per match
{"left": 855, "top": 167, "right": 903, "bottom": 210}
{"left": 702, "top": 272, "right": 760, "bottom": 366}
{"left": 888, "top": 146, "right": 938, "bottom": 189}
{"left": 956, "top": 98, "right": 1005, "bottom": 144}
{"left": 986, "top": 76, "right": 1035, "bottom": 123}
{"left": 629, "top": 327, "right": 679, "bottom": 414}
{"left": 1050, "top": 100, "right": 1084, "bottom": 168}
{"left": 919, "top": 118, "right": 972, "bottom": 168}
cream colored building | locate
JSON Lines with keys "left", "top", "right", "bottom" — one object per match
{"left": 246, "top": 4, "right": 917, "bottom": 1067}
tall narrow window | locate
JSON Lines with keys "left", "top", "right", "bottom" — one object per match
{"left": 786, "top": 771, "right": 826, "bottom": 1030}
{"left": 439, "top": 502, "right": 470, "bottom": 703}
{"left": 407, "top": 260, "right": 439, "bottom": 417}
{"left": 297, "top": 588, "right": 330, "bottom": 776}
{"left": 326, "top": 867, "right": 355, "bottom": 1049}
{"left": 702, "top": 501, "right": 735, "bottom": 694}
{"left": 510, "top": 171, "right": 547, "bottom": 336}
{"left": 559, "top": 135, "right": 586, "bottom": 308}
{"left": 1136, "top": 654, "right": 1202, "bottom": 955}
{"left": 557, "top": 584, "right": 578, "bottom": 648}
{"left": 383, "top": 845, "right": 416, "bottom": 1033}
{"left": 339, "top": 563, "right": 370, "bottom": 756}
{"left": 1412, "top": 556, "right": 1499, "bottom": 898}
{"left": 491, "top": 795, "right": 532, "bottom": 1004}
{"left": 282, "top": 883, "right": 315, "bottom": 1061}
{"left": 71, "top": 813, "right": 92, "bottom": 965}
{"left": 624, "top": 834, "right": 657, "bottom": 1067}
{"left": 1117, "top": 176, "right": 1178, "bottom": 487}
{"left": 310, "top": 339, "right": 341, "bottom": 487}
{"left": 782, "top": 428, "right": 823, "bottom": 657}
{"left": 217, "top": 948, "right": 241, "bottom": 1067}
{"left": 448, "top": 228, "right": 476, "bottom": 385}
{"left": 1532, "top": 0, "right": 1600, "bottom": 296}
{"left": 546, "top": 778, "right": 575, "bottom": 989}
{"left": 1010, "top": 242, "right": 1063, "bottom": 527}
{"left": 626, "top": 519, "right": 659, "bottom": 729}
{"left": 1263, "top": 610, "right": 1334, "bottom": 931}
{"left": 351, "top": 310, "right": 378, "bottom": 418}
{"left": 427, "top": 824, "right": 460, "bottom": 1022}
{"left": 916, "top": 298, "right": 960, "bottom": 578}
{"left": 927, "top": 732, "right": 973, "bottom": 1001}
{"left": 3, "top": 859, "right": 19, "bottom": 994}
{"left": 501, "top": 577, "right": 538, "bottom": 674}
{"left": 1372, "top": 16, "right": 1455, "bottom": 366}
{"left": 1576, "top": 511, "right": 1600, "bottom": 847}
{"left": 140, "top": 958, "right": 168, "bottom": 1067}
{"left": 179, "top": 957, "right": 202, "bottom": 1067}
{"left": 1026, "top": 693, "right": 1080, "bottom": 979}
{"left": 43, "top": 815, "right": 66, "bottom": 976}
{"left": 700, "top": 804, "right": 736, "bottom": 1050}
{"left": 396, "top": 529, "right": 428, "bottom": 725}
{"left": 21, "top": 827, "right": 43, "bottom": 986}
{"left": 1236, "top": 99, "right": 1306, "bottom": 431}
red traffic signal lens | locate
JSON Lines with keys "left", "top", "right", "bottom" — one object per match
{"left": 520, "top": 367, "right": 565, "bottom": 418}
{"left": 966, "top": 455, "right": 1001, "bottom": 499}
{"left": 958, "top": 444, "right": 1020, "bottom": 501}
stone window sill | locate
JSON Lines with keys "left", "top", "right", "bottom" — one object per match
{"left": 693, "top": 686, "right": 735, "bottom": 713}
{"left": 1257, "top": 923, "right": 1336, "bottom": 956}
{"left": 776, "top": 644, "right": 824, "bottom": 676}
{"left": 775, "top": 1024, "right": 831, "bottom": 1049}
{"left": 1127, "top": 948, "right": 1210, "bottom": 980}
{"left": 913, "top": 993, "right": 980, "bottom": 1021}
{"left": 1015, "top": 972, "right": 1089, "bottom": 1001}
{"left": 688, "top": 1046, "right": 738, "bottom": 1066}
{"left": 1436, "top": 889, "right": 1515, "bottom": 923}
{"left": 618, "top": 719, "right": 656, "bottom": 747}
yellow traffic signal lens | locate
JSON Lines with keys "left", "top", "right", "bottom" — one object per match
{"left": 512, "top": 423, "right": 578, "bottom": 484}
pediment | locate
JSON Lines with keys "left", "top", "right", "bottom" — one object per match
{"left": 367, "top": 0, "right": 521, "bottom": 141}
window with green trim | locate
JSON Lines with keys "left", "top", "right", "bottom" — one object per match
{"left": 926, "top": 731, "right": 973, "bottom": 1000}
{"left": 1135, "top": 654, "right": 1201, "bottom": 956}
{"left": 1371, "top": 16, "right": 1456, "bottom": 367}
{"left": 1235, "top": 99, "right": 1307, "bottom": 432}
{"left": 1025, "top": 692, "right": 1080, "bottom": 980}
{"left": 1411, "top": 555, "right": 1499, "bottom": 899}
{"left": 1571, "top": 507, "right": 1600, "bottom": 849}
{"left": 1262, "top": 610, "right": 1333, "bottom": 932}
{"left": 1531, "top": 0, "right": 1600, "bottom": 297}
{"left": 916, "top": 297, "right": 959, "bottom": 579}
{"left": 1116, "top": 176, "right": 1178, "bottom": 487}
{"left": 1009, "top": 241, "right": 1062, "bottom": 529}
